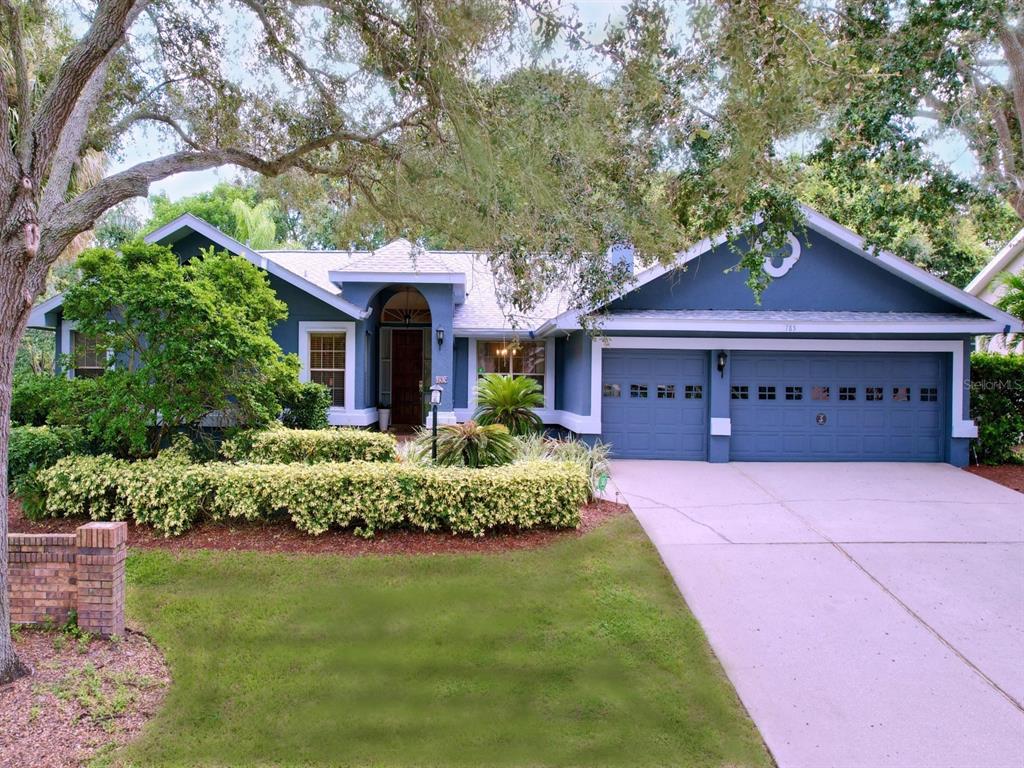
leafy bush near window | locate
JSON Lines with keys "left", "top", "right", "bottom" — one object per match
{"left": 221, "top": 426, "right": 397, "bottom": 464}
{"left": 11, "top": 372, "right": 72, "bottom": 426}
{"left": 473, "top": 374, "right": 544, "bottom": 436}
{"left": 8, "top": 426, "right": 87, "bottom": 485}
{"left": 279, "top": 381, "right": 332, "bottom": 430}
{"left": 29, "top": 456, "right": 586, "bottom": 538}
{"left": 970, "top": 352, "right": 1024, "bottom": 464}
{"left": 417, "top": 420, "right": 518, "bottom": 468}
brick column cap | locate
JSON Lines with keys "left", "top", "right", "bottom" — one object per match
{"left": 76, "top": 521, "right": 128, "bottom": 549}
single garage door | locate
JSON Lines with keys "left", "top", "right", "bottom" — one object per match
{"left": 730, "top": 351, "right": 946, "bottom": 461}
{"left": 601, "top": 349, "right": 708, "bottom": 459}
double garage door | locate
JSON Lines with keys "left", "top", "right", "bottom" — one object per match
{"left": 601, "top": 349, "right": 947, "bottom": 461}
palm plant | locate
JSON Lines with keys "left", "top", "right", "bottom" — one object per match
{"left": 474, "top": 374, "right": 544, "bottom": 435}
{"left": 997, "top": 271, "right": 1024, "bottom": 321}
{"left": 423, "top": 420, "right": 517, "bottom": 468}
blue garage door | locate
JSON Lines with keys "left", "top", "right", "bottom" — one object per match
{"left": 601, "top": 350, "right": 708, "bottom": 459}
{"left": 730, "top": 352, "right": 946, "bottom": 461}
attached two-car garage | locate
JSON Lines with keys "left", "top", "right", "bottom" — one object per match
{"left": 600, "top": 348, "right": 948, "bottom": 462}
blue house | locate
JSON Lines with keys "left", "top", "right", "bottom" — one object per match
{"left": 28, "top": 207, "right": 1021, "bottom": 466}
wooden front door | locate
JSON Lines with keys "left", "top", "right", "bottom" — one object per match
{"left": 391, "top": 329, "right": 423, "bottom": 426}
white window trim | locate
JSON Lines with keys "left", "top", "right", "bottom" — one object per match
{"left": 467, "top": 337, "right": 555, "bottom": 411}
{"left": 60, "top": 320, "right": 113, "bottom": 379}
{"left": 461, "top": 336, "right": 561, "bottom": 425}
{"left": 298, "top": 321, "right": 357, "bottom": 422}
{"left": 583, "top": 336, "right": 976, "bottom": 439}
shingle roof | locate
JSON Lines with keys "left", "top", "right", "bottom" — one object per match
{"left": 258, "top": 242, "right": 573, "bottom": 332}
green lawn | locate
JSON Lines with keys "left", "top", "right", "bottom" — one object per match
{"left": 123, "top": 515, "right": 771, "bottom": 767}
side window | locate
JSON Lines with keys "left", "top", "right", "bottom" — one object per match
{"left": 630, "top": 384, "right": 648, "bottom": 399}
{"left": 603, "top": 383, "right": 621, "bottom": 398}
{"left": 731, "top": 385, "right": 749, "bottom": 400}
{"left": 811, "top": 386, "right": 830, "bottom": 401}
{"left": 785, "top": 386, "right": 803, "bottom": 401}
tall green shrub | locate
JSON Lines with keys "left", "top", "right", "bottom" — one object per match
{"left": 279, "top": 382, "right": 331, "bottom": 429}
{"left": 8, "top": 426, "right": 86, "bottom": 484}
{"left": 970, "top": 352, "right": 1024, "bottom": 464}
{"left": 10, "top": 373, "right": 70, "bottom": 426}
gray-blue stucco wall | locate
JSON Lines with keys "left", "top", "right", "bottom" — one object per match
{"left": 554, "top": 332, "right": 591, "bottom": 416}
{"left": 609, "top": 228, "right": 967, "bottom": 315}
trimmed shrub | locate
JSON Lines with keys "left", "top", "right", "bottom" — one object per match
{"left": 11, "top": 373, "right": 71, "bottom": 426}
{"left": 514, "top": 434, "right": 611, "bottom": 500}
{"left": 32, "top": 456, "right": 587, "bottom": 537}
{"left": 970, "top": 352, "right": 1024, "bottom": 464}
{"left": 221, "top": 427, "right": 396, "bottom": 464}
{"left": 8, "top": 425, "right": 87, "bottom": 484}
{"left": 280, "top": 381, "right": 331, "bottom": 430}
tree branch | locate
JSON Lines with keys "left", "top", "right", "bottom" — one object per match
{"left": 40, "top": 1, "right": 148, "bottom": 222}
{"left": 0, "top": 0, "right": 32, "bottom": 169}
{"left": 997, "top": 19, "right": 1024, "bottom": 156}
{"left": 30, "top": 0, "right": 146, "bottom": 185}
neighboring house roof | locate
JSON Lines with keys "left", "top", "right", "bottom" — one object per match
{"left": 965, "top": 226, "right": 1024, "bottom": 301}
{"left": 27, "top": 206, "right": 1020, "bottom": 336}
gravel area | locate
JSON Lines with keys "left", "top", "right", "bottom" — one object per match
{"left": 8, "top": 497, "right": 628, "bottom": 556}
{"left": 965, "top": 463, "right": 1024, "bottom": 493}
{"left": 0, "top": 629, "right": 169, "bottom": 768}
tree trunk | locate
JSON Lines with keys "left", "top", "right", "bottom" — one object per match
{"left": 0, "top": 251, "right": 32, "bottom": 685}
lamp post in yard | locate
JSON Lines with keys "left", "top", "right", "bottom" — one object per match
{"left": 430, "top": 383, "right": 444, "bottom": 461}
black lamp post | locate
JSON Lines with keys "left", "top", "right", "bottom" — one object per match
{"left": 429, "top": 383, "right": 443, "bottom": 461}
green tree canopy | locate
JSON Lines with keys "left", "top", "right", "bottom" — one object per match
{"left": 61, "top": 242, "right": 298, "bottom": 456}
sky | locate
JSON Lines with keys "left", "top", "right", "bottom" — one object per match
{"left": 109, "top": 0, "right": 981, "bottom": 210}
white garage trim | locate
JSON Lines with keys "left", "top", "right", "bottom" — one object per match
{"left": 582, "top": 337, "right": 976, "bottom": 439}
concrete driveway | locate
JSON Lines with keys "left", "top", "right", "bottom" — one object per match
{"left": 610, "top": 461, "right": 1024, "bottom": 768}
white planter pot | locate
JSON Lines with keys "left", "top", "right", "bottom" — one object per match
{"left": 378, "top": 409, "right": 391, "bottom": 432}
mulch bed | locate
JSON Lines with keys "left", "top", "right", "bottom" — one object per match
{"left": 7, "top": 497, "right": 629, "bottom": 556}
{"left": 0, "top": 629, "right": 169, "bottom": 768}
{"left": 965, "top": 464, "right": 1024, "bottom": 493}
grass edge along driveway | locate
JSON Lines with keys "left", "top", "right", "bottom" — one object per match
{"left": 123, "top": 515, "right": 771, "bottom": 768}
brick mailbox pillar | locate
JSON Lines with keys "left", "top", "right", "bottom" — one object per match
{"left": 7, "top": 521, "right": 127, "bottom": 638}
{"left": 75, "top": 522, "right": 127, "bottom": 637}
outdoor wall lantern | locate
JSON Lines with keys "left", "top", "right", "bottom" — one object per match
{"left": 717, "top": 351, "right": 728, "bottom": 377}
{"left": 436, "top": 327, "right": 445, "bottom": 348}
{"left": 429, "top": 384, "right": 444, "bottom": 460}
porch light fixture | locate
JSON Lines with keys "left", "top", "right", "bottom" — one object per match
{"left": 436, "top": 327, "right": 444, "bottom": 348}
{"left": 429, "top": 384, "right": 444, "bottom": 460}
{"left": 717, "top": 351, "right": 728, "bottom": 378}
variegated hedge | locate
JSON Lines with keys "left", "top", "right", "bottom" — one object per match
{"left": 221, "top": 427, "right": 397, "bottom": 464}
{"left": 27, "top": 455, "right": 587, "bottom": 537}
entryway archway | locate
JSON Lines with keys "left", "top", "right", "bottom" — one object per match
{"left": 379, "top": 287, "right": 432, "bottom": 427}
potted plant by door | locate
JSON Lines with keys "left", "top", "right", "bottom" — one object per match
{"left": 378, "top": 400, "right": 391, "bottom": 433}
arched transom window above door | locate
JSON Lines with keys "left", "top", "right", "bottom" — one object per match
{"left": 381, "top": 287, "right": 431, "bottom": 325}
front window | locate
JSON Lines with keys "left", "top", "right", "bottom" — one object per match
{"left": 309, "top": 332, "right": 346, "bottom": 407}
{"left": 476, "top": 341, "right": 545, "bottom": 394}
{"left": 72, "top": 331, "right": 105, "bottom": 378}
